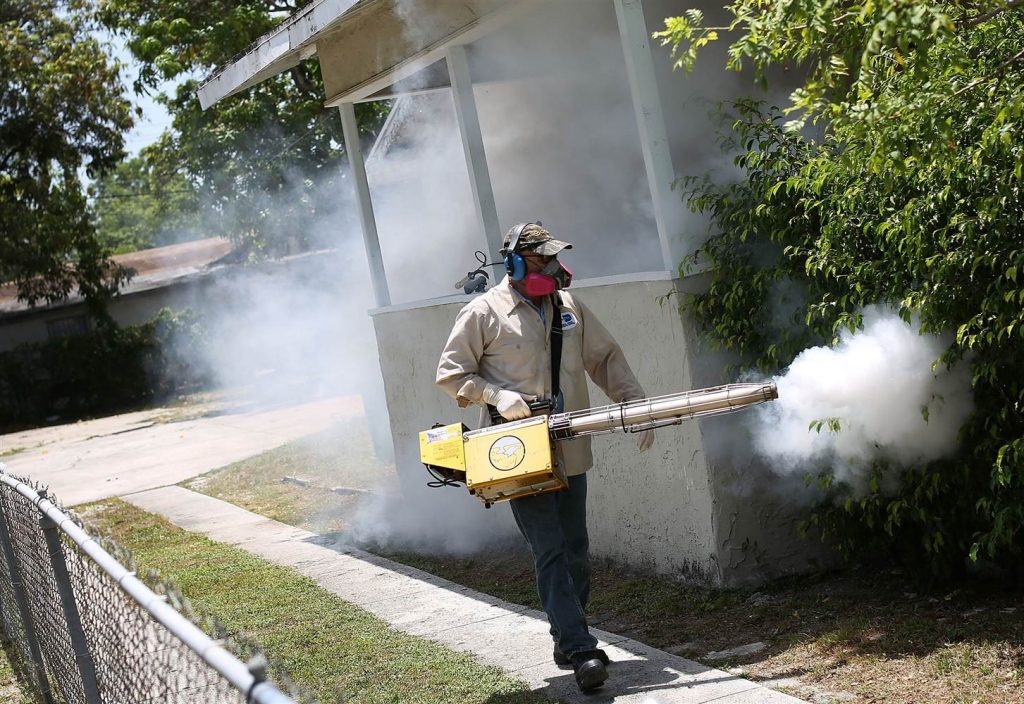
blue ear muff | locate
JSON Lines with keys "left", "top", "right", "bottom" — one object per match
{"left": 504, "top": 222, "right": 530, "bottom": 281}
{"left": 505, "top": 253, "right": 527, "bottom": 281}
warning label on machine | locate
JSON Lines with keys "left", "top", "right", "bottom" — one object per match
{"left": 426, "top": 428, "right": 453, "bottom": 443}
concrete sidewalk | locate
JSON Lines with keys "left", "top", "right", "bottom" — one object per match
{"left": 1, "top": 396, "right": 361, "bottom": 506}
{"left": 124, "top": 486, "right": 806, "bottom": 704}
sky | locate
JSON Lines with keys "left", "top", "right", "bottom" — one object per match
{"left": 98, "top": 31, "right": 178, "bottom": 156}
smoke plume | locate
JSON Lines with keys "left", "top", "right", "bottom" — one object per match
{"left": 751, "top": 306, "right": 974, "bottom": 494}
{"left": 345, "top": 478, "right": 522, "bottom": 556}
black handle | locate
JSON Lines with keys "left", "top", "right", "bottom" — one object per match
{"left": 487, "top": 398, "right": 554, "bottom": 424}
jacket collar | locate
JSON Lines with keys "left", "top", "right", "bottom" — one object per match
{"left": 496, "top": 276, "right": 524, "bottom": 315}
{"left": 497, "top": 277, "right": 555, "bottom": 327}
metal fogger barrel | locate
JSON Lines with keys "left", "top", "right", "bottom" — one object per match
{"left": 420, "top": 382, "right": 778, "bottom": 507}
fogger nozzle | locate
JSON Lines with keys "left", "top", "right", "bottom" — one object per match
{"left": 549, "top": 382, "right": 778, "bottom": 440}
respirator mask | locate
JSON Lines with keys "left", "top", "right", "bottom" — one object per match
{"left": 523, "top": 257, "right": 573, "bottom": 297}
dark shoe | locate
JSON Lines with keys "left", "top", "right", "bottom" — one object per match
{"left": 555, "top": 647, "right": 608, "bottom": 667}
{"left": 571, "top": 651, "right": 609, "bottom": 692}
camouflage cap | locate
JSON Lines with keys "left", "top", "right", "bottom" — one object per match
{"left": 501, "top": 223, "right": 573, "bottom": 257}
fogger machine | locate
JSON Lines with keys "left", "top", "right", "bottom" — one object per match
{"left": 420, "top": 382, "right": 778, "bottom": 507}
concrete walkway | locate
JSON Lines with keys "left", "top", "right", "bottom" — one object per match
{"left": 1, "top": 396, "right": 361, "bottom": 506}
{"left": 125, "top": 486, "right": 806, "bottom": 704}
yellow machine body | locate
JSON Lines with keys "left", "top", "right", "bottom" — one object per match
{"left": 420, "top": 382, "right": 779, "bottom": 507}
{"left": 463, "top": 416, "right": 566, "bottom": 505}
{"left": 419, "top": 417, "right": 567, "bottom": 507}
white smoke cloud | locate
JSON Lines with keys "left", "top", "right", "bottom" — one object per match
{"left": 366, "top": 93, "right": 483, "bottom": 303}
{"left": 345, "top": 475, "right": 521, "bottom": 556}
{"left": 752, "top": 306, "right": 974, "bottom": 493}
{"left": 183, "top": 249, "right": 376, "bottom": 403}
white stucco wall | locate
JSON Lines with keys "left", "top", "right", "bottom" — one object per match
{"left": 371, "top": 272, "right": 730, "bottom": 582}
{"left": 568, "top": 275, "right": 718, "bottom": 578}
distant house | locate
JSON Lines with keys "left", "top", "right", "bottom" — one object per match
{"left": 0, "top": 238, "right": 233, "bottom": 353}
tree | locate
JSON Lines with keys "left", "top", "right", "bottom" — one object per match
{"left": 91, "top": 148, "right": 202, "bottom": 254}
{"left": 0, "top": 0, "right": 134, "bottom": 313}
{"left": 98, "top": 0, "right": 390, "bottom": 257}
{"left": 657, "top": 1, "right": 1024, "bottom": 170}
{"left": 660, "top": 3, "right": 1024, "bottom": 577}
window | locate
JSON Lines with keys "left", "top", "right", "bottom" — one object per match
{"left": 46, "top": 315, "right": 90, "bottom": 339}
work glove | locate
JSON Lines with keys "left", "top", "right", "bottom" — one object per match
{"left": 482, "top": 385, "right": 532, "bottom": 421}
{"left": 637, "top": 429, "right": 655, "bottom": 453}
{"left": 624, "top": 395, "right": 655, "bottom": 452}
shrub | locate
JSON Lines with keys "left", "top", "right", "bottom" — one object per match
{"left": 0, "top": 308, "right": 209, "bottom": 430}
{"left": 679, "top": 98, "right": 1023, "bottom": 581}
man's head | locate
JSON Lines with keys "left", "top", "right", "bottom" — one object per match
{"left": 502, "top": 222, "right": 573, "bottom": 297}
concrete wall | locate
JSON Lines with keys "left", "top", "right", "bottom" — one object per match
{"left": 0, "top": 313, "right": 58, "bottom": 352}
{"left": 568, "top": 276, "right": 717, "bottom": 578}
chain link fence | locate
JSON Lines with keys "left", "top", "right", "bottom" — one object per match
{"left": 0, "top": 463, "right": 310, "bottom": 703}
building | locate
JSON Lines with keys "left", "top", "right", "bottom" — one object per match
{"left": 0, "top": 238, "right": 234, "bottom": 352}
{"left": 198, "top": 0, "right": 814, "bottom": 586}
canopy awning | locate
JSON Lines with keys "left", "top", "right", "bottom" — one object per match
{"left": 197, "top": 0, "right": 530, "bottom": 109}
{"left": 198, "top": 0, "right": 366, "bottom": 109}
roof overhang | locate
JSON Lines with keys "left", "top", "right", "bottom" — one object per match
{"left": 198, "top": 0, "right": 375, "bottom": 110}
{"left": 197, "top": 0, "right": 535, "bottom": 110}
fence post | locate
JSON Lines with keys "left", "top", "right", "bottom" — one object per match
{"left": 0, "top": 496, "right": 54, "bottom": 704}
{"left": 39, "top": 503, "right": 101, "bottom": 704}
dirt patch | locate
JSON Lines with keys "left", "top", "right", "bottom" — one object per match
{"left": 182, "top": 415, "right": 394, "bottom": 535}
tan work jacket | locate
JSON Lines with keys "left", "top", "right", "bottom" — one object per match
{"left": 436, "top": 277, "right": 645, "bottom": 476}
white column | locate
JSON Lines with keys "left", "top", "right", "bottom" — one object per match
{"left": 339, "top": 102, "right": 391, "bottom": 308}
{"left": 445, "top": 44, "right": 505, "bottom": 264}
{"left": 614, "top": 0, "right": 687, "bottom": 271}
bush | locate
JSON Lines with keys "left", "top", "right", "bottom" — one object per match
{"left": 679, "top": 98, "right": 1023, "bottom": 581}
{"left": 0, "top": 308, "right": 209, "bottom": 430}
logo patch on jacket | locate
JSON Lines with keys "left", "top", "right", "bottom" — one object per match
{"left": 560, "top": 311, "right": 578, "bottom": 330}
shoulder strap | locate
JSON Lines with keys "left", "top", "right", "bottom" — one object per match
{"left": 550, "top": 293, "right": 563, "bottom": 399}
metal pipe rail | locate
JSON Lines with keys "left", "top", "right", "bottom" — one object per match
{"left": 0, "top": 463, "right": 296, "bottom": 704}
{"left": 550, "top": 382, "right": 778, "bottom": 439}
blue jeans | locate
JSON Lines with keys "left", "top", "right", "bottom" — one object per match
{"left": 510, "top": 473, "right": 597, "bottom": 659}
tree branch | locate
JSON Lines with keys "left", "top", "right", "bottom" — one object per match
{"left": 289, "top": 65, "right": 317, "bottom": 98}
{"left": 266, "top": 1, "right": 298, "bottom": 12}
{"left": 0, "top": 146, "right": 18, "bottom": 173}
{"left": 952, "top": 45, "right": 1024, "bottom": 97}
{"left": 791, "top": 11, "right": 857, "bottom": 33}
{"left": 963, "top": 0, "right": 1024, "bottom": 28}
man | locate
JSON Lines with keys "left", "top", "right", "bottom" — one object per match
{"left": 436, "top": 222, "right": 654, "bottom": 693}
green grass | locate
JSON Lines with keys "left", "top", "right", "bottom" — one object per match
{"left": 0, "top": 641, "right": 34, "bottom": 704}
{"left": 182, "top": 415, "right": 392, "bottom": 536}
{"left": 84, "top": 499, "right": 548, "bottom": 704}
{"left": 186, "top": 417, "right": 1024, "bottom": 704}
